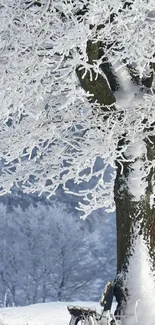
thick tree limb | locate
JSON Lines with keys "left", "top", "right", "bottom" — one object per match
{"left": 76, "top": 40, "right": 116, "bottom": 107}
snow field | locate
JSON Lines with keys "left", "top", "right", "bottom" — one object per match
{"left": 0, "top": 301, "right": 102, "bottom": 325}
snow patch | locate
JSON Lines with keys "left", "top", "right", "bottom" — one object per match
{"left": 125, "top": 138, "right": 147, "bottom": 201}
{"left": 124, "top": 234, "right": 155, "bottom": 325}
{"left": 110, "top": 59, "right": 140, "bottom": 109}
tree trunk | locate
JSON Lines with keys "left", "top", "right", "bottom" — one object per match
{"left": 114, "top": 137, "right": 155, "bottom": 323}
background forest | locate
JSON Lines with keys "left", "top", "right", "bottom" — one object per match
{"left": 0, "top": 194, "right": 116, "bottom": 307}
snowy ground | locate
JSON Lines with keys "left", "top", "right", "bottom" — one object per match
{"left": 0, "top": 301, "right": 103, "bottom": 325}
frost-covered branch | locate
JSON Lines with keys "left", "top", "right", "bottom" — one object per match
{"left": 0, "top": 0, "right": 155, "bottom": 217}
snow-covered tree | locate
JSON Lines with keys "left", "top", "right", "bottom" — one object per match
{"left": 0, "top": 204, "right": 25, "bottom": 306}
{"left": 0, "top": 0, "right": 155, "bottom": 321}
{"left": 0, "top": 202, "right": 114, "bottom": 305}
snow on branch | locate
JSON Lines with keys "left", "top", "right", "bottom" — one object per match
{"left": 0, "top": 0, "right": 155, "bottom": 217}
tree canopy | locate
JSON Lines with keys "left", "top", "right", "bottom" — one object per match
{"left": 0, "top": 0, "right": 155, "bottom": 218}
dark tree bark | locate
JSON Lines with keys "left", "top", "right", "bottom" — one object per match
{"left": 76, "top": 39, "right": 116, "bottom": 107}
